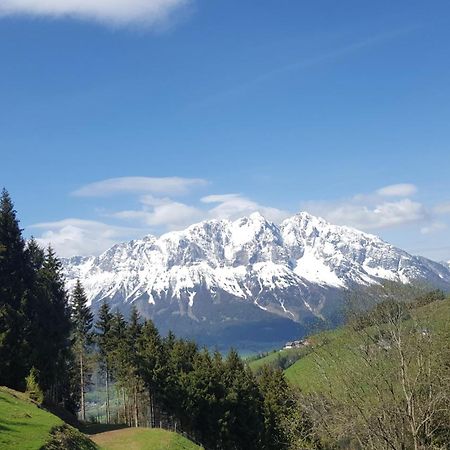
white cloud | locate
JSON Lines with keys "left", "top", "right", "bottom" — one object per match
{"left": 434, "top": 202, "right": 450, "bottom": 215}
{"left": 202, "top": 193, "right": 290, "bottom": 223}
{"left": 112, "top": 193, "right": 290, "bottom": 230}
{"left": 113, "top": 199, "right": 202, "bottom": 230}
{"left": 73, "top": 176, "right": 207, "bottom": 197}
{"left": 376, "top": 183, "right": 417, "bottom": 197}
{"left": 30, "top": 218, "right": 141, "bottom": 257}
{"left": 301, "top": 183, "right": 429, "bottom": 231}
{"left": 303, "top": 197, "right": 428, "bottom": 231}
{"left": 0, "top": 0, "right": 191, "bottom": 26}
{"left": 420, "top": 221, "right": 447, "bottom": 235}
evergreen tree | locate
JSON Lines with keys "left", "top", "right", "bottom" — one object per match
{"left": 137, "top": 318, "right": 162, "bottom": 427}
{"left": 38, "top": 246, "right": 73, "bottom": 405}
{"left": 126, "top": 306, "right": 144, "bottom": 427}
{"left": 108, "top": 310, "right": 131, "bottom": 424}
{"left": 258, "top": 366, "right": 293, "bottom": 450}
{"left": 71, "top": 279, "right": 93, "bottom": 421}
{"left": 0, "top": 189, "right": 30, "bottom": 389}
{"left": 222, "top": 349, "right": 264, "bottom": 449}
{"left": 95, "top": 301, "right": 113, "bottom": 423}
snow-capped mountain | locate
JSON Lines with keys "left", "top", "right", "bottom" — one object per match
{"left": 63, "top": 212, "right": 450, "bottom": 349}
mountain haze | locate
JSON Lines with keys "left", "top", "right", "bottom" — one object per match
{"left": 63, "top": 212, "right": 450, "bottom": 349}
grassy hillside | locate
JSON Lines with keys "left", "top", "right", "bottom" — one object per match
{"left": 90, "top": 427, "right": 203, "bottom": 450}
{"left": 0, "top": 387, "right": 202, "bottom": 450}
{"left": 0, "top": 387, "right": 95, "bottom": 449}
{"left": 0, "top": 387, "right": 63, "bottom": 449}
{"left": 247, "top": 340, "right": 317, "bottom": 372}
{"left": 284, "top": 298, "right": 450, "bottom": 392}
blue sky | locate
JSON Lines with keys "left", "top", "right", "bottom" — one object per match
{"left": 1, "top": 0, "right": 450, "bottom": 260}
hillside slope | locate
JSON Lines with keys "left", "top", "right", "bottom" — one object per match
{"left": 0, "top": 387, "right": 94, "bottom": 450}
{"left": 0, "top": 388, "right": 203, "bottom": 450}
{"left": 284, "top": 298, "right": 450, "bottom": 392}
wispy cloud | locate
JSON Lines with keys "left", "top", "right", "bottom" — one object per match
{"left": 202, "top": 193, "right": 290, "bottom": 223}
{"left": 73, "top": 176, "right": 207, "bottom": 197}
{"left": 377, "top": 183, "right": 418, "bottom": 197}
{"left": 32, "top": 180, "right": 450, "bottom": 258}
{"left": 30, "top": 218, "right": 142, "bottom": 257}
{"left": 112, "top": 198, "right": 203, "bottom": 230}
{"left": 0, "top": 0, "right": 192, "bottom": 27}
{"left": 420, "top": 221, "right": 447, "bottom": 235}
{"left": 302, "top": 183, "right": 431, "bottom": 231}
{"left": 199, "top": 27, "right": 417, "bottom": 106}
{"left": 434, "top": 202, "right": 450, "bottom": 215}
{"left": 110, "top": 193, "right": 289, "bottom": 231}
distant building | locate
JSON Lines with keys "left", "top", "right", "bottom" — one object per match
{"left": 284, "top": 339, "right": 311, "bottom": 349}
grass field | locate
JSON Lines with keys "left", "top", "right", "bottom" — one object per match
{"left": 0, "top": 387, "right": 64, "bottom": 449}
{"left": 91, "top": 427, "right": 202, "bottom": 450}
{"left": 0, "top": 386, "right": 98, "bottom": 449}
{"left": 284, "top": 298, "right": 450, "bottom": 393}
{"left": 244, "top": 297, "right": 450, "bottom": 396}
{"left": 0, "top": 387, "right": 202, "bottom": 449}
{"left": 247, "top": 342, "right": 315, "bottom": 372}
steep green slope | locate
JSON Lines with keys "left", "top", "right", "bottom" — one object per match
{"left": 0, "top": 387, "right": 202, "bottom": 449}
{"left": 0, "top": 387, "right": 95, "bottom": 449}
{"left": 248, "top": 338, "right": 318, "bottom": 372}
{"left": 0, "top": 387, "right": 62, "bottom": 449}
{"left": 91, "top": 427, "right": 203, "bottom": 450}
{"left": 284, "top": 298, "right": 450, "bottom": 392}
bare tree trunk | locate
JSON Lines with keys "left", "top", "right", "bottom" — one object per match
{"left": 122, "top": 387, "right": 127, "bottom": 425}
{"left": 80, "top": 350, "right": 86, "bottom": 422}
{"left": 105, "top": 365, "right": 110, "bottom": 424}
{"left": 134, "top": 383, "right": 139, "bottom": 427}
{"left": 150, "top": 392, "right": 155, "bottom": 428}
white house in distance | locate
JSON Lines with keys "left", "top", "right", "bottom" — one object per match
{"left": 284, "top": 338, "right": 311, "bottom": 349}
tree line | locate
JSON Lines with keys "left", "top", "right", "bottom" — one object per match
{"left": 75, "top": 288, "right": 317, "bottom": 449}
{"left": 0, "top": 189, "right": 76, "bottom": 410}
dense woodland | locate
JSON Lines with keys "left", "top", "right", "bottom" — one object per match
{"left": 1, "top": 189, "right": 449, "bottom": 450}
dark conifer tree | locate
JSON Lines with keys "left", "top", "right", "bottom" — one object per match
{"left": 38, "top": 246, "right": 73, "bottom": 404}
{"left": 71, "top": 279, "right": 93, "bottom": 421}
{"left": 137, "top": 318, "right": 162, "bottom": 427}
{"left": 108, "top": 310, "right": 131, "bottom": 424}
{"left": 0, "top": 189, "right": 30, "bottom": 389}
{"left": 222, "top": 349, "right": 264, "bottom": 450}
{"left": 258, "top": 366, "right": 293, "bottom": 450}
{"left": 95, "top": 300, "right": 113, "bottom": 423}
{"left": 126, "top": 306, "right": 144, "bottom": 427}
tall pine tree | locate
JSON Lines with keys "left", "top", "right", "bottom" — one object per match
{"left": 71, "top": 279, "right": 93, "bottom": 421}
{"left": 38, "top": 246, "right": 73, "bottom": 405}
{"left": 0, "top": 189, "right": 31, "bottom": 389}
{"left": 95, "top": 301, "right": 113, "bottom": 423}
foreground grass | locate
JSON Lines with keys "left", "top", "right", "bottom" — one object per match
{"left": 0, "top": 386, "right": 96, "bottom": 449}
{"left": 0, "top": 387, "right": 201, "bottom": 449}
{"left": 91, "top": 427, "right": 203, "bottom": 450}
{"left": 0, "top": 387, "right": 63, "bottom": 449}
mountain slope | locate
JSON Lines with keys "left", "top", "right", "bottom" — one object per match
{"left": 63, "top": 212, "right": 450, "bottom": 349}
{"left": 284, "top": 297, "right": 450, "bottom": 393}
{"left": 0, "top": 387, "right": 95, "bottom": 450}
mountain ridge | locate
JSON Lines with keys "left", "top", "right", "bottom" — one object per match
{"left": 62, "top": 211, "right": 450, "bottom": 349}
